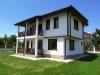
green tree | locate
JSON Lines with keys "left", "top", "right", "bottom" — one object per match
{"left": 4, "top": 34, "right": 8, "bottom": 49}
{"left": 92, "top": 29, "right": 100, "bottom": 48}
{"left": 84, "top": 40, "right": 92, "bottom": 50}
{"left": 8, "top": 35, "right": 16, "bottom": 48}
{"left": 0, "top": 38, "right": 4, "bottom": 48}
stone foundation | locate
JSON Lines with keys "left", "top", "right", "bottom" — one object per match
{"left": 44, "top": 54, "right": 65, "bottom": 59}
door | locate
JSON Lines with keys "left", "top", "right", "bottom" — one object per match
{"left": 38, "top": 40, "right": 43, "bottom": 54}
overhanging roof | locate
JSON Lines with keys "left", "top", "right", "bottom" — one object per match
{"left": 15, "top": 5, "right": 88, "bottom": 26}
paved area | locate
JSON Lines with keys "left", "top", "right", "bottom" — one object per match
{"left": 87, "top": 51, "right": 100, "bottom": 54}
{"left": 11, "top": 54, "right": 89, "bottom": 63}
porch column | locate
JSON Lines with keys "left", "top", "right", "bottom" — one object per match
{"left": 17, "top": 26, "right": 20, "bottom": 37}
{"left": 16, "top": 26, "right": 20, "bottom": 54}
{"left": 35, "top": 18, "right": 39, "bottom": 57}
{"left": 24, "top": 39, "right": 27, "bottom": 54}
{"left": 16, "top": 39, "right": 18, "bottom": 54}
{"left": 93, "top": 45, "right": 96, "bottom": 53}
{"left": 29, "top": 40, "right": 31, "bottom": 48}
{"left": 24, "top": 22, "right": 28, "bottom": 55}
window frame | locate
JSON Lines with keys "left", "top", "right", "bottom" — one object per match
{"left": 54, "top": 17, "right": 59, "bottom": 29}
{"left": 74, "top": 18, "right": 79, "bottom": 31}
{"left": 46, "top": 19, "right": 50, "bottom": 30}
{"left": 48, "top": 39, "right": 57, "bottom": 50}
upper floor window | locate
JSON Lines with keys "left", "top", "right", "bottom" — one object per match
{"left": 74, "top": 19, "right": 79, "bottom": 30}
{"left": 46, "top": 19, "right": 50, "bottom": 30}
{"left": 69, "top": 39, "right": 75, "bottom": 51}
{"left": 54, "top": 17, "right": 59, "bottom": 29}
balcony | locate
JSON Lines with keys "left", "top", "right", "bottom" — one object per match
{"left": 18, "top": 30, "right": 43, "bottom": 37}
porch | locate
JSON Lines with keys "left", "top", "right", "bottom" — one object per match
{"left": 16, "top": 38, "right": 43, "bottom": 57}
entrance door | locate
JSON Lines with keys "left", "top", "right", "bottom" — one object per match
{"left": 38, "top": 40, "right": 43, "bottom": 54}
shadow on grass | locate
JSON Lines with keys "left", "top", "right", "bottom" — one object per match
{"left": 78, "top": 53, "right": 98, "bottom": 62}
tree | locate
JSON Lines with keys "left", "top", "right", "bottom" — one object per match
{"left": 92, "top": 29, "right": 100, "bottom": 49}
{"left": 8, "top": 35, "right": 16, "bottom": 48}
{"left": 4, "top": 34, "right": 8, "bottom": 49}
{"left": 84, "top": 40, "right": 92, "bottom": 50}
{"left": 0, "top": 38, "right": 4, "bottom": 48}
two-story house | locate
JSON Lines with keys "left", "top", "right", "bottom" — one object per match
{"left": 15, "top": 5, "right": 88, "bottom": 59}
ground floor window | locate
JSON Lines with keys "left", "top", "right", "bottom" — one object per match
{"left": 48, "top": 39, "right": 57, "bottom": 50}
{"left": 69, "top": 39, "right": 75, "bottom": 50}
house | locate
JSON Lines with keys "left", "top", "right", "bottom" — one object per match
{"left": 84, "top": 32, "right": 92, "bottom": 41}
{"left": 84, "top": 32, "right": 93, "bottom": 51}
{"left": 84, "top": 32, "right": 100, "bottom": 52}
{"left": 15, "top": 5, "right": 88, "bottom": 59}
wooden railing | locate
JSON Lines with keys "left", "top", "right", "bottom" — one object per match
{"left": 17, "top": 48, "right": 43, "bottom": 55}
{"left": 18, "top": 30, "right": 43, "bottom": 37}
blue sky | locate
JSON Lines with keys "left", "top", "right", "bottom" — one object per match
{"left": 0, "top": 0, "right": 100, "bottom": 36}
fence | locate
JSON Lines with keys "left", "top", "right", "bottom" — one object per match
{"left": 0, "top": 48, "right": 15, "bottom": 51}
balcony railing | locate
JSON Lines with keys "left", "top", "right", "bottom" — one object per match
{"left": 38, "top": 30, "right": 43, "bottom": 36}
{"left": 18, "top": 30, "right": 43, "bottom": 37}
{"left": 27, "top": 30, "right": 36, "bottom": 36}
{"left": 18, "top": 32, "right": 25, "bottom": 37}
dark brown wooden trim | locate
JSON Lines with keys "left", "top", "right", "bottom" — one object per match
{"left": 69, "top": 15, "right": 71, "bottom": 37}
{"left": 67, "top": 12, "right": 69, "bottom": 36}
{"left": 64, "top": 38, "right": 66, "bottom": 59}
{"left": 15, "top": 5, "right": 88, "bottom": 26}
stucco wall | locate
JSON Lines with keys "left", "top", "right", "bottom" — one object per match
{"left": 70, "top": 16, "right": 83, "bottom": 39}
{"left": 42, "top": 12, "right": 67, "bottom": 37}
{"left": 43, "top": 37, "right": 65, "bottom": 56}
{"left": 66, "top": 39, "right": 84, "bottom": 55}
{"left": 43, "top": 37, "right": 84, "bottom": 56}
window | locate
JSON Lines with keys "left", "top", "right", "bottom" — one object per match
{"left": 69, "top": 40, "right": 75, "bottom": 50}
{"left": 46, "top": 19, "right": 50, "bottom": 30}
{"left": 54, "top": 17, "right": 59, "bottom": 29}
{"left": 48, "top": 39, "right": 57, "bottom": 50}
{"left": 74, "top": 19, "right": 79, "bottom": 30}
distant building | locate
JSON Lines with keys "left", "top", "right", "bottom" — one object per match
{"left": 84, "top": 32, "right": 100, "bottom": 52}
{"left": 84, "top": 32, "right": 92, "bottom": 40}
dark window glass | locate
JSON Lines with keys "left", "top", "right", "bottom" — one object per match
{"left": 74, "top": 19, "right": 79, "bottom": 30}
{"left": 54, "top": 17, "right": 59, "bottom": 29}
{"left": 48, "top": 39, "right": 57, "bottom": 50}
{"left": 46, "top": 19, "right": 50, "bottom": 30}
{"left": 69, "top": 40, "right": 75, "bottom": 50}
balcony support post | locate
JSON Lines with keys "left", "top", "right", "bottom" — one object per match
{"left": 16, "top": 39, "right": 18, "bottom": 54}
{"left": 17, "top": 26, "right": 20, "bottom": 37}
{"left": 35, "top": 18, "right": 39, "bottom": 57}
{"left": 23, "top": 22, "right": 28, "bottom": 55}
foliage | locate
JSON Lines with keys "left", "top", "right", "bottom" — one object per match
{"left": 92, "top": 29, "right": 100, "bottom": 48}
{"left": 84, "top": 40, "right": 92, "bottom": 50}
{"left": 0, "top": 35, "right": 16, "bottom": 48}
{"left": 8, "top": 35, "right": 16, "bottom": 46}
{"left": 4, "top": 34, "right": 8, "bottom": 46}
{"left": 0, "top": 39, "right": 4, "bottom": 48}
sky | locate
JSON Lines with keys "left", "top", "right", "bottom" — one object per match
{"left": 0, "top": 0, "right": 100, "bottom": 36}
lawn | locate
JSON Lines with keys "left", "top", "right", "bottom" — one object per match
{"left": 0, "top": 51, "right": 100, "bottom": 75}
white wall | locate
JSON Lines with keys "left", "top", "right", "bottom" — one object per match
{"left": 42, "top": 12, "right": 67, "bottom": 37}
{"left": 43, "top": 37, "right": 65, "bottom": 56}
{"left": 42, "top": 12, "right": 83, "bottom": 39}
{"left": 70, "top": 16, "right": 83, "bottom": 39}
{"left": 66, "top": 39, "right": 84, "bottom": 55}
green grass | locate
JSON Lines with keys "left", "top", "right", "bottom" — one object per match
{"left": 0, "top": 51, "right": 100, "bottom": 75}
